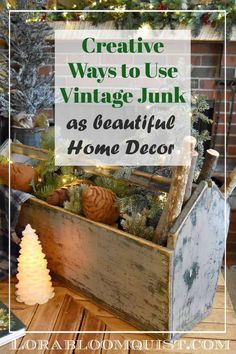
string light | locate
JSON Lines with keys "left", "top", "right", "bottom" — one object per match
{"left": 138, "top": 22, "right": 152, "bottom": 37}
{"left": 115, "top": 5, "right": 125, "bottom": 12}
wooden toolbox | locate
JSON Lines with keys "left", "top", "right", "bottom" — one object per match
{"left": 13, "top": 143, "right": 230, "bottom": 341}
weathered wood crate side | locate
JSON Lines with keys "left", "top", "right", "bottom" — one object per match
{"left": 17, "top": 198, "right": 172, "bottom": 339}
{"left": 168, "top": 181, "right": 230, "bottom": 340}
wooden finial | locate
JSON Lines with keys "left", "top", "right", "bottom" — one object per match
{"left": 184, "top": 136, "right": 197, "bottom": 152}
{"left": 197, "top": 149, "right": 220, "bottom": 183}
{"left": 220, "top": 167, "right": 236, "bottom": 199}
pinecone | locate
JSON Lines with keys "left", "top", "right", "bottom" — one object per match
{"left": 0, "top": 162, "right": 36, "bottom": 192}
{"left": 82, "top": 186, "right": 120, "bottom": 225}
{"left": 47, "top": 187, "right": 69, "bottom": 207}
{"left": 47, "top": 179, "right": 94, "bottom": 207}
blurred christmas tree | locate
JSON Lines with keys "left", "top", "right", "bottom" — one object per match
{"left": 0, "top": 0, "right": 53, "bottom": 124}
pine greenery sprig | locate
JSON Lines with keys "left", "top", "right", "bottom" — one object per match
{"left": 31, "top": 179, "right": 60, "bottom": 200}
{"left": 40, "top": 128, "right": 55, "bottom": 150}
{"left": 95, "top": 175, "right": 138, "bottom": 197}
{"left": 191, "top": 95, "right": 212, "bottom": 172}
{"left": 121, "top": 211, "right": 155, "bottom": 241}
{"left": 32, "top": 150, "right": 61, "bottom": 199}
{"left": 35, "top": 150, "right": 60, "bottom": 179}
{"left": 2, "top": 1, "right": 234, "bottom": 39}
{"left": 32, "top": 148, "right": 76, "bottom": 199}
{"left": 43, "top": 0, "right": 236, "bottom": 40}
{"left": 118, "top": 192, "right": 167, "bottom": 239}
{"left": 64, "top": 185, "right": 87, "bottom": 214}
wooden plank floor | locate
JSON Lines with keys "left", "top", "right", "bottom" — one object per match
{"left": 0, "top": 273, "right": 236, "bottom": 354}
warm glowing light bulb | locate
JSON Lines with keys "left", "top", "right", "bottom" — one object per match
{"left": 138, "top": 23, "right": 152, "bottom": 37}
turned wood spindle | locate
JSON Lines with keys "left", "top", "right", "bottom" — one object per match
{"left": 197, "top": 149, "right": 219, "bottom": 183}
{"left": 153, "top": 136, "right": 196, "bottom": 246}
{"left": 220, "top": 167, "right": 236, "bottom": 200}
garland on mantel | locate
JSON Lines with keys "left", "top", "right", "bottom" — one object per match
{"left": 6, "top": 0, "right": 235, "bottom": 39}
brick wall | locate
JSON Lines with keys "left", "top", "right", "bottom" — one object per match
{"left": 191, "top": 41, "right": 236, "bottom": 174}
{"left": 227, "top": 210, "right": 236, "bottom": 267}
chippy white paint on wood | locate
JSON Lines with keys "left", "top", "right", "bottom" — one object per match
{"left": 17, "top": 181, "right": 229, "bottom": 341}
{"left": 168, "top": 181, "right": 230, "bottom": 340}
{"left": 18, "top": 199, "right": 172, "bottom": 338}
